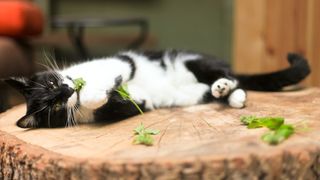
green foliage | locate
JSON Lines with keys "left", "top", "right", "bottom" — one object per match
{"left": 241, "top": 116, "right": 296, "bottom": 145}
{"left": 261, "top": 124, "right": 295, "bottom": 145}
{"left": 116, "top": 84, "right": 144, "bottom": 115}
{"left": 73, "top": 78, "right": 86, "bottom": 92}
{"left": 133, "top": 123, "right": 160, "bottom": 146}
{"left": 240, "top": 116, "right": 284, "bottom": 130}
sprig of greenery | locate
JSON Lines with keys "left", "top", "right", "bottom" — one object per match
{"left": 133, "top": 123, "right": 160, "bottom": 146}
{"left": 116, "top": 84, "right": 144, "bottom": 115}
{"left": 240, "top": 116, "right": 296, "bottom": 145}
{"left": 73, "top": 78, "right": 86, "bottom": 92}
{"left": 261, "top": 124, "right": 294, "bottom": 145}
{"left": 240, "top": 116, "right": 284, "bottom": 130}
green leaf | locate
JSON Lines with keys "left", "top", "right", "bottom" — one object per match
{"left": 261, "top": 131, "right": 279, "bottom": 145}
{"left": 260, "top": 117, "right": 284, "bottom": 130}
{"left": 132, "top": 123, "right": 160, "bottom": 146}
{"left": 241, "top": 116, "right": 295, "bottom": 145}
{"left": 261, "top": 124, "right": 294, "bottom": 145}
{"left": 134, "top": 123, "right": 145, "bottom": 135}
{"left": 116, "top": 84, "right": 130, "bottom": 99}
{"left": 115, "top": 84, "right": 144, "bottom": 115}
{"left": 145, "top": 129, "right": 160, "bottom": 135}
{"left": 240, "top": 115, "right": 257, "bottom": 125}
{"left": 133, "top": 133, "right": 154, "bottom": 146}
{"left": 73, "top": 78, "right": 86, "bottom": 92}
{"left": 241, "top": 116, "right": 284, "bottom": 130}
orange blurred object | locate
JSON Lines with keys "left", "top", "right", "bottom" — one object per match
{"left": 0, "top": 1, "right": 44, "bottom": 37}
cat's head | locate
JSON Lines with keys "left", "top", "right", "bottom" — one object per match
{"left": 6, "top": 71, "right": 75, "bottom": 128}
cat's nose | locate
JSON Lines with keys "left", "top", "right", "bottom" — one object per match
{"left": 61, "top": 84, "right": 74, "bottom": 97}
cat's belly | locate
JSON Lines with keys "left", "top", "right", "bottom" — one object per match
{"left": 150, "top": 82, "right": 210, "bottom": 108}
{"left": 128, "top": 56, "right": 210, "bottom": 108}
{"left": 129, "top": 71, "right": 210, "bottom": 108}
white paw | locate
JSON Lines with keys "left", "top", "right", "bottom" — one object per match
{"left": 211, "top": 78, "right": 238, "bottom": 98}
{"left": 228, "top": 89, "right": 246, "bottom": 108}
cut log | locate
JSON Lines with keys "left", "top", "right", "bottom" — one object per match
{"left": 0, "top": 89, "right": 320, "bottom": 179}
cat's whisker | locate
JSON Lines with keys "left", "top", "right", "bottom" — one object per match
{"left": 66, "top": 107, "right": 71, "bottom": 128}
{"left": 37, "top": 62, "right": 53, "bottom": 71}
{"left": 70, "top": 107, "right": 76, "bottom": 126}
{"left": 47, "top": 107, "right": 51, "bottom": 128}
{"left": 74, "top": 105, "right": 84, "bottom": 118}
{"left": 27, "top": 87, "right": 44, "bottom": 90}
{"left": 43, "top": 50, "right": 60, "bottom": 71}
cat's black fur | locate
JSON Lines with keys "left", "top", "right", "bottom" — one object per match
{"left": 5, "top": 50, "right": 310, "bottom": 128}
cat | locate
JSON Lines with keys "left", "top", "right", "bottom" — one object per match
{"left": 5, "top": 50, "right": 310, "bottom": 128}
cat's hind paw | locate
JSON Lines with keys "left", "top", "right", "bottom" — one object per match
{"left": 211, "top": 78, "right": 238, "bottom": 98}
{"left": 228, "top": 89, "right": 246, "bottom": 108}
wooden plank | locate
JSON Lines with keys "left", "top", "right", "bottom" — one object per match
{"left": 233, "top": 0, "right": 267, "bottom": 73}
{"left": 233, "top": 0, "right": 318, "bottom": 86}
{"left": 0, "top": 89, "right": 320, "bottom": 179}
{"left": 306, "top": 0, "right": 320, "bottom": 85}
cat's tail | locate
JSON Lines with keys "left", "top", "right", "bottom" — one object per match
{"left": 235, "top": 53, "right": 311, "bottom": 91}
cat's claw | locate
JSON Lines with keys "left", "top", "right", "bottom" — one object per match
{"left": 228, "top": 89, "right": 246, "bottom": 108}
{"left": 211, "top": 78, "right": 238, "bottom": 98}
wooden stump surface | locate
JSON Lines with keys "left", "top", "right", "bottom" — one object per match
{"left": 0, "top": 89, "right": 320, "bottom": 179}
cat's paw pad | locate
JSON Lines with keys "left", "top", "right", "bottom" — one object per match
{"left": 211, "top": 78, "right": 238, "bottom": 98}
{"left": 228, "top": 89, "right": 246, "bottom": 108}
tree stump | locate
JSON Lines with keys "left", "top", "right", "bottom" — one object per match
{"left": 0, "top": 89, "right": 320, "bottom": 180}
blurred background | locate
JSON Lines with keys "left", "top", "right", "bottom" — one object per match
{"left": 34, "top": 0, "right": 233, "bottom": 61}
{"left": 0, "top": 0, "right": 319, "bottom": 111}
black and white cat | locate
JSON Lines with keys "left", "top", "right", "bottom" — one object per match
{"left": 6, "top": 50, "right": 310, "bottom": 128}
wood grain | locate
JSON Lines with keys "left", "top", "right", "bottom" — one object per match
{"left": 0, "top": 89, "right": 320, "bottom": 179}
{"left": 234, "top": 0, "right": 320, "bottom": 86}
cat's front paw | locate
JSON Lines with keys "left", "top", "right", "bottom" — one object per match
{"left": 228, "top": 89, "right": 246, "bottom": 108}
{"left": 211, "top": 78, "right": 238, "bottom": 98}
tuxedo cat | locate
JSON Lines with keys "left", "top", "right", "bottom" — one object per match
{"left": 6, "top": 50, "right": 310, "bottom": 128}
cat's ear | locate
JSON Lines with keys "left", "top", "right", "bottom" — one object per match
{"left": 16, "top": 114, "right": 36, "bottom": 128}
{"left": 4, "top": 77, "right": 30, "bottom": 96}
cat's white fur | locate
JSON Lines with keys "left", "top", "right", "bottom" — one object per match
{"left": 59, "top": 51, "right": 246, "bottom": 123}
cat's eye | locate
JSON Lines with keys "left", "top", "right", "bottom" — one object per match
{"left": 49, "top": 81, "right": 58, "bottom": 89}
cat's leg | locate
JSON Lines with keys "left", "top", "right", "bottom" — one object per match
{"left": 210, "top": 78, "right": 247, "bottom": 108}
{"left": 62, "top": 76, "right": 109, "bottom": 109}
{"left": 211, "top": 78, "right": 238, "bottom": 98}
{"left": 228, "top": 88, "right": 246, "bottom": 108}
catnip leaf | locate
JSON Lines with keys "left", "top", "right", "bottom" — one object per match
{"left": 241, "top": 116, "right": 295, "bottom": 145}
{"left": 116, "top": 84, "right": 144, "bottom": 115}
{"left": 73, "top": 78, "right": 86, "bottom": 92}
{"left": 116, "top": 84, "right": 130, "bottom": 99}
{"left": 261, "top": 131, "right": 280, "bottom": 145}
{"left": 134, "top": 133, "right": 154, "bottom": 146}
{"left": 276, "top": 124, "right": 294, "bottom": 138}
{"left": 241, "top": 116, "right": 284, "bottom": 130}
{"left": 134, "top": 123, "right": 145, "bottom": 135}
{"left": 260, "top": 117, "right": 284, "bottom": 130}
{"left": 261, "top": 124, "right": 294, "bottom": 145}
{"left": 132, "top": 123, "right": 160, "bottom": 146}
{"left": 145, "top": 129, "right": 160, "bottom": 135}
{"left": 240, "top": 116, "right": 257, "bottom": 125}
